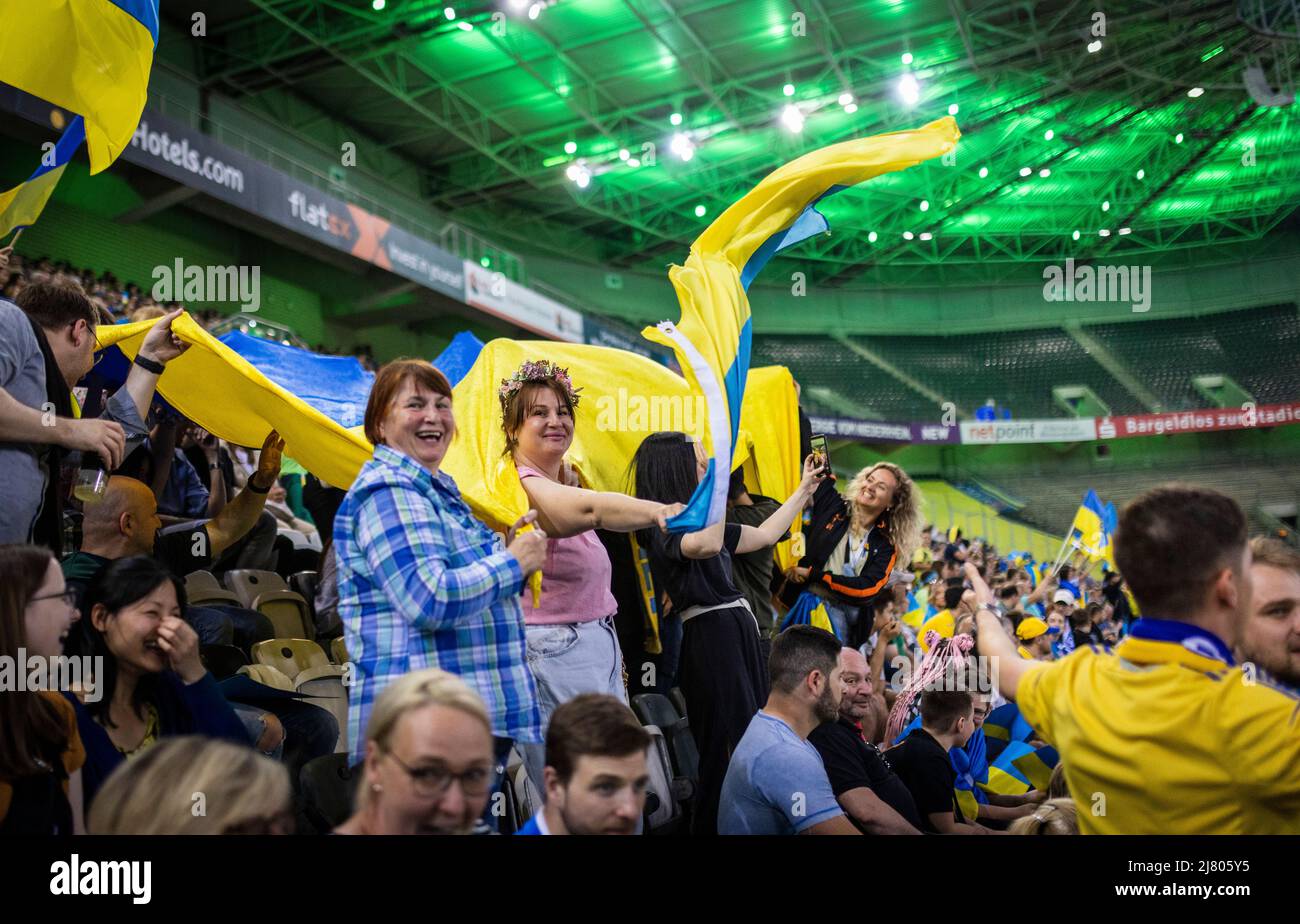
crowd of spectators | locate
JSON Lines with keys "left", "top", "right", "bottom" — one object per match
{"left": 2, "top": 262, "right": 1298, "bottom": 839}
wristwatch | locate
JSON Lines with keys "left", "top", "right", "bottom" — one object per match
{"left": 133, "top": 354, "right": 165, "bottom": 374}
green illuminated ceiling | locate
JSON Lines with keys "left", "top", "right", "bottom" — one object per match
{"left": 178, "top": 0, "right": 1300, "bottom": 286}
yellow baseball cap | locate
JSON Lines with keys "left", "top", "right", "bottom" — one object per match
{"left": 919, "top": 611, "right": 955, "bottom": 652}
{"left": 1016, "top": 616, "right": 1049, "bottom": 641}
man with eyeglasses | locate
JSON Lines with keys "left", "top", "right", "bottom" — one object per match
{"left": 516, "top": 693, "right": 651, "bottom": 835}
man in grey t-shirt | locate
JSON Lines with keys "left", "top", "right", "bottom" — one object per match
{"left": 0, "top": 282, "right": 187, "bottom": 549}
{"left": 718, "top": 625, "right": 860, "bottom": 835}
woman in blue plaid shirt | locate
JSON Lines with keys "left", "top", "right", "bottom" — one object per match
{"left": 334, "top": 360, "right": 548, "bottom": 797}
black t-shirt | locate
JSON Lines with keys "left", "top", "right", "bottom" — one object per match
{"left": 726, "top": 495, "right": 781, "bottom": 631}
{"left": 885, "top": 727, "right": 962, "bottom": 833}
{"left": 808, "top": 717, "right": 924, "bottom": 832}
{"left": 1071, "top": 628, "right": 1094, "bottom": 651}
{"left": 647, "top": 522, "right": 745, "bottom": 611}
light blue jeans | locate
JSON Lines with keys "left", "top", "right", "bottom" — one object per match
{"left": 522, "top": 615, "right": 626, "bottom": 789}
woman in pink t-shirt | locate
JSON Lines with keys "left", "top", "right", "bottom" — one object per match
{"left": 499, "top": 360, "right": 680, "bottom": 788}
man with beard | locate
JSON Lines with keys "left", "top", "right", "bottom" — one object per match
{"left": 1239, "top": 537, "right": 1300, "bottom": 690}
{"left": 718, "top": 626, "right": 859, "bottom": 835}
{"left": 515, "top": 694, "right": 650, "bottom": 836}
{"left": 808, "top": 648, "right": 923, "bottom": 833}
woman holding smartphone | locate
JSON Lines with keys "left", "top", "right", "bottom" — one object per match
{"left": 781, "top": 460, "right": 923, "bottom": 646}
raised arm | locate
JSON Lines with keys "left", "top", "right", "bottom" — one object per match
{"left": 521, "top": 475, "right": 680, "bottom": 538}
{"left": 735, "top": 454, "right": 824, "bottom": 553}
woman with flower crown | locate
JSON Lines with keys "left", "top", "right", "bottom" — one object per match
{"left": 498, "top": 359, "right": 683, "bottom": 789}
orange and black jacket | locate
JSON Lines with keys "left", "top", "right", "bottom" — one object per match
{"left": 781, "top": 476, "right": 896, "bottom": 609}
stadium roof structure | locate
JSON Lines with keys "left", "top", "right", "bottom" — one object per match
{"left": 174, "top": 0, "right": 1300, "bottom": 287}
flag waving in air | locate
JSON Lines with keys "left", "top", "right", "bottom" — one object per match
{"left": 645, "top": 117, "right": 960, "bottom": 532}
{"left": 0, "top": 0, "right": 161, "bottom": 175}
{"left": 1067, "top": 489, "right": 1108, "bottom": 561}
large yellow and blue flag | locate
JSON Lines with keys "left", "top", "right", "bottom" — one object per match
{"left": 0, "top": 0, "right": 160, "bottom": 175}
{"left": 0, "top": 116, "right": 85, "bottom": 240}
{"left": 644, "top": 117, "right": 960, "bottom": 533}
{"left": 1067, "top": 489, "right": 1108, "bottom": 560}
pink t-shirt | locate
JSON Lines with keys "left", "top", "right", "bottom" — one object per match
{"left": 518, "top": 466, "right": 618, "bottom": 626}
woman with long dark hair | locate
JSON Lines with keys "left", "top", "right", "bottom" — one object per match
{"left": 0, "top": 544, "right": 85, "bottom": 834}
{"left": 630, "top": 432, "right": 823, "bottom": 835}
{"left": 65, "top": 556, "right": 249, "bottom": 806}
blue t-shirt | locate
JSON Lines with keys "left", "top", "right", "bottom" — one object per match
{"left": 718, "top": 711, "right": 843, "bottom": 835}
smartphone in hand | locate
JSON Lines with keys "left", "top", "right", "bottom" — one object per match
{"left": 810, "top": 433, "right": 831, "bottom": 477}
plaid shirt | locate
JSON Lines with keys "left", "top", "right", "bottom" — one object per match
{"left": 334, "top": 444, "right": 542, "bottom": 761}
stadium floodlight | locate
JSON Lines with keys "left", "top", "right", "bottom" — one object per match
{"left": 901, "top": 52, "right": 913, "bottom": 65}
{"left": 1039, "top": 168, "right": 1051, "bottom": 177}
{"left": 372, "top": 0, "right": 385, "bottom": 10}
{"left": 903, "top": 231, "right": 915, "bottom": 240}
{"left": 1044, "top": 129, "right": 1054, "bottom": 140}
{"left": 670, "top": 133, "right": 694, "bottom": 160}
{"left": 1072, "top": 230, "right": 1081, "bottom": 240}
{"left": 1175, "top": 132, "right": 1184, "bottom": 143}
{"left": 618, "top": 148, "right": 629, "bottom": 161}
{"left": 978, "top": 166, "right": 988, "bottom": 178}
{"left": 564, "top": 141, "right": 577, "bottom": 154}
{"left": 868, "top": 231, "right": 878, "bottom": 242}
{"left": 457, "top": 20, "right": 472, "bottom": 31}
{"left": 1102, "top": 200, "right": 1110, "bottom": 211}
{"left": 1087, "top": 40, "right": 1102, "bottom": 53}
{"left": 670, "top": 112, "right": 683, "bottom": 126}
{"left": 1019, "top": 166, "right": 1031, "bottom": 177}
{"left": 444, "top": 6, "right": 455, "bottom": 18}
{"left": 949, "top": 103, "right": 959, "bottom": 115}
{"left": 919, "top": 232, "right": 933, "bottom": 241}
{"left": 1136, "top": 169, "right": 1145, "bottom": 179}
{"left": 839, "top": 92, "right": 854, "bottom": 106}
{"left": 919, "top": 200, "right": 930, "bottom": 211}
{"left": 844, "top": 103, "right": 858, "bottom": 114}
{"left": 1187, "top": 86, "right": 1204, "bottom": 98}
{"left": 897, "top": 74, "right": 920, "bottom": 106}
{"left": 694, "top": 204, "right": 706, "bottom": 217}
{"left": 781, "top": 104, "right": 804, "bottom": 133}
{"left": 783, "top": 83, "right": 796, "bottom": 97}
{"left": 528, "top": 3, "right": 542, "bottom": 19}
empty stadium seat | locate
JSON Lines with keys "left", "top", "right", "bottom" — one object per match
{"left": 184, "top": 570, "right": 242, "bottom": 608}
{"left": 632, "top": 694, "right": 700, "bottom": 804}
{"left": 224, "top": 569, "right": 314, "bottom": 639}
{"left": 289, "top": 570, "right": 320, "bottom": 627}
{"left": 251, "top": 639, "right": 348, "bottom": 753}
{"left": 236, "top": 663, "right": 297, "bottom": 692}
{"left": 511, "top": 757, "right": 543, "bottom": 824}
{"left": 329, "top": 637, "right": 349, "bottom": 665}
{"left": 299, "top": 753, "right": 358, "bottom": 833}
{"left": 642, "top": 726, "right": 689, "bottom": 835}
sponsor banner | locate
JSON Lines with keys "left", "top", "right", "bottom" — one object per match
{"left": 0, "top": 87, "right": 471, "bottom": 306}
{"left": 1098, "top": 401, "right": 1300, "bottom": 439}
{"left": 582, "top": 315, "right": 678, "bottom": 369}
{"left": 809, "top": 415, "right": 960, "bottom": 444}
{"left": 960, "top": 417, "right": 1098, "bottom": 444}
{"left": 463, "top": 261, "right": 584, "bottom": 342}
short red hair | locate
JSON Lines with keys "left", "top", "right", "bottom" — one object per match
{"left": 364, "top": 359, "right": 453, "bottom": 446}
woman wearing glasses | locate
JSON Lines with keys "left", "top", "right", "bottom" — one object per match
{"left": 0, "top": 544, "right": 85, "bottom": 834}
{"left": 337, "top": 668, "right": 496, "bottom": 836}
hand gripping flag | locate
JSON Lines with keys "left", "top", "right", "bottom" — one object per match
{"left": 645, "top": 117, "right": 960, "bottom": 533}
{"left": 1067, "top": 489, "right": 1108, "bottom": 561}
{"left": 0, "top": 0, "right": 160, "bottom": 175}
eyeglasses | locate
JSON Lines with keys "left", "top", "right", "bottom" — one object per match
{"left": 384, "top": 750, "right": 494, "bottom": 798}
{"left": 30, "top": 590, "right": 78, "bottom": 609}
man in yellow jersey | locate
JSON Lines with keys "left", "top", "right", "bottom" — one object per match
{"left": 975, "top": 485, "right": 1300, "bottom": 834}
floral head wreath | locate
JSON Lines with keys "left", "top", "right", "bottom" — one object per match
{"left": 499, "top": 359, "right": 582, "bottom": 410}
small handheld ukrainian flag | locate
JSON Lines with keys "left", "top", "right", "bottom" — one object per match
{"left": 0, "top": 0, "right": 161, "bottom": 175}
{"left": 0, "top": 116, "right": 85, "bottom": 240}
{"left": 1067, "top": 489, "right": 1108, "bottom": 561}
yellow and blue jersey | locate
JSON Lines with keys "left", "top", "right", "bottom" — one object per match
{"left": 1016, "top": 618, "right": 1300, "bottom": 834}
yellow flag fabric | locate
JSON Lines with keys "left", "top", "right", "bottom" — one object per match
{"left": 0, "top": 0, "right": 159, "bottom": 174}
{"left": 642, "top": 117, "right": 960, "bottom": 534}
{"left": 94, "top": 316, "right": 372, "bottom": 489}
{"left": 440, "top": 337, "right": 802, "bottom": 534}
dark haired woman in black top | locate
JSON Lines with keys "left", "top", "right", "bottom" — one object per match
{"left": 631, "top": 431, "right": 823, "bottom": 835}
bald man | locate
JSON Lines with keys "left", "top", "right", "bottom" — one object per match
{"left": 807, "top": 649, "right": 924, "bottom": 834}
{"left": 62, "top": 432, "right": 285, "bottom": 646}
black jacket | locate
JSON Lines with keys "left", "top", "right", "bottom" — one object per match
{"left": 781, "top": 477, "right": 897, "bottom": 609}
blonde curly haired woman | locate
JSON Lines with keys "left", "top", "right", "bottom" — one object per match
{"left": 781, "top": 461, "right": 924, "bottom": 647}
